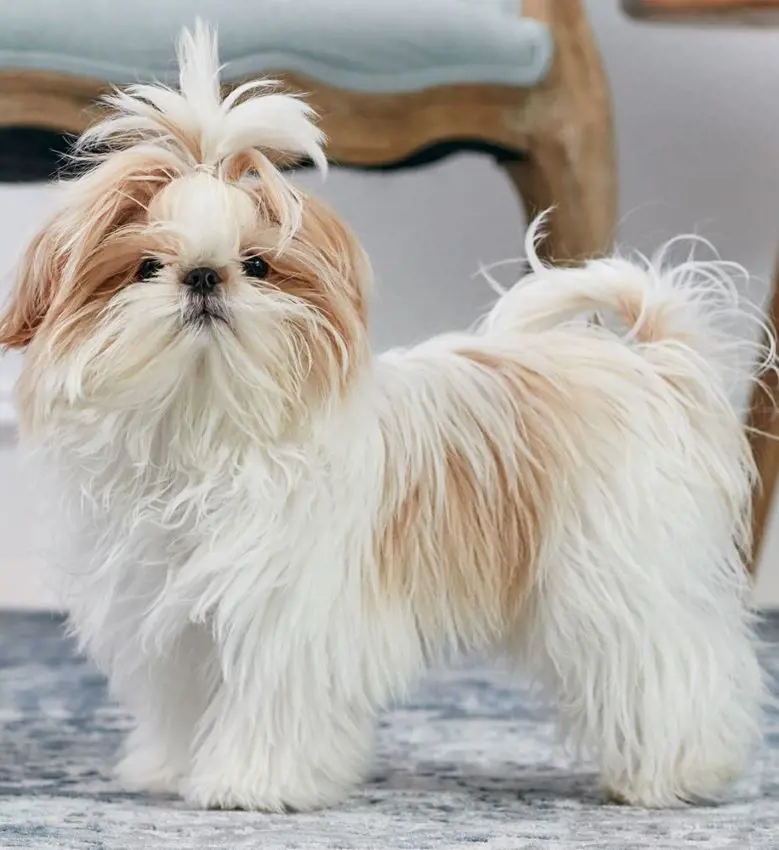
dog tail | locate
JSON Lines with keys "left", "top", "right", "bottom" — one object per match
{"left": 482, "top": 218, "right": 773, "bottom": 390}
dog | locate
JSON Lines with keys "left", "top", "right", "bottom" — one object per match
{"left": 0, "top": 22, "right": 768, "bottom": 812}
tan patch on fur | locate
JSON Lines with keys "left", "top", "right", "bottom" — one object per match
{"left": 246, "top": 191, "right": 372, "bottom": 398}
{"left": 376, "top": 349, "right": 564, "bottom": 649}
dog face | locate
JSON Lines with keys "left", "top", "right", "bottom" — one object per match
{"left": 0, "top": 25, "right": 370, "bottom": 441}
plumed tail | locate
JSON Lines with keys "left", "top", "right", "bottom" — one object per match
{"left": 483, "top": 215, "right": 775, "bottom": 395}
{"left": 479, "top": 215, "right": 778, "bottom": 563}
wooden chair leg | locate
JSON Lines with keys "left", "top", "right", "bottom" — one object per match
{"left": 503, "top": 134, "right": 616, "bottom": 262}
{"left": 504, "top": 0, "right": 617, "bottom": 261}
{"left": 747, "top": 264, "right": 779, "bottom": 574}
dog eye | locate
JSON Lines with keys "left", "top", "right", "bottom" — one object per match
{"left": 242, "top": 255, "right": 270, "bottom": 279}
{"left": 137, "top": 258, "right": 163, "bottom": 281}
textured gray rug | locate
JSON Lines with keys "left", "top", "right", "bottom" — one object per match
{"left": 0, "top": 611, "right": 777, "bottom": 849}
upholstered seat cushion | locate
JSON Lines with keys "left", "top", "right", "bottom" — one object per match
{"left": 0, "top": 0, "right": 552, "bottom": 93}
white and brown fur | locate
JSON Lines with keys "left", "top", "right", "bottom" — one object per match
{"left": 0, "top": 23, "right": 768, "bottom": 811}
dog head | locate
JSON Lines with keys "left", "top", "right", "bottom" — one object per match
{"left": 1, "top": 22, "right": 371, "bottom": 442}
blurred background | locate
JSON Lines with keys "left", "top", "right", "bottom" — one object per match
{"left": 1, "top": 0, "right": 779, "bottom": 607}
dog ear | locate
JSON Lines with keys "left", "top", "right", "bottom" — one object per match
{"left": 0, "top": 216, "right": 65, "bottom": 350}
{"left": 0, "top": 151, "right": 178, "bottom": 351}
{"left": 299, "top": 193, "right": 372, "bottom": 324}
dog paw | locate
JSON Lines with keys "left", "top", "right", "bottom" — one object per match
{"left": 183, "top": 778, "right": 289, "bottom": 812}
{"left": 115, "top": 748, "right": 182, "bottom": 796}
{"left": 603, "top": 770, "right": 733, "bottom": 808}
{"left": 183, "top": 773, "right": 350, "bottom": 812}
{"left": 604, "top": 782, "right": 685, "bottom": 808}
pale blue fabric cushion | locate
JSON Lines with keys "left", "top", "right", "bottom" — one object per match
{"left": 0, "top": 0, "right": 552, "bottom": 94}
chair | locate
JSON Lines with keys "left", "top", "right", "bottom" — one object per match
{"left": 0, "top": 0, "right": 616, "bottom": 263}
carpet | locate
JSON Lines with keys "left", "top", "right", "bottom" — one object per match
{"left": 0, "top": 610, "right": 777, "bottom": 849}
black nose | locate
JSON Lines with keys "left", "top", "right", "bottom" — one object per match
{"left": 184, "top": 266, "right": 221, "bottom": 294}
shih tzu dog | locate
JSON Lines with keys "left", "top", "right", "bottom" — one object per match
{"left": 0, "top": 23, "right": 768, "bottom": 812}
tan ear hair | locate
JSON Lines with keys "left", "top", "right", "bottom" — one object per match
{"left": 0, "top": 215, "right": 65, "bottom": 350}
{"left": 0, "top": 150, "right": 180, "bottom": 351}
{"left": 299, "top": 193, "right": 372, "bottom": 324}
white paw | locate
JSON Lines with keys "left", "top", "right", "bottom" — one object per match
{"left": 184, "top": 778, "right": 287, "bottom": 812}
{"left": 605, "top": 781, "right": 688, "bottom": 808}
{"left": 116, "top": 746, "right": 183, "bottom": 795}
{"left": 604, "top": 762, "right": 739, "bottom": 808}
{"left": 183, "top": 774, "right": 350, "bottom": 812}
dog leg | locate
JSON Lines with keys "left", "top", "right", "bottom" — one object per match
{"left": 522, "top": 489, "right": 763, "bottom": 807}
{"left": 184, "top": 673, "right": 377, "bottom": 812}
{"left": 114, "top": 626, "right": 218, "bottom": 796}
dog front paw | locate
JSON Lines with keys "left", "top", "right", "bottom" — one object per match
{"left": 183, "top": 772, "right": 351, "bottom": 812}
{"left": 115, "top": 723, "right": 190, "bottom": 795}
{"left": 183, "top": 777, "right": 289, "bottom": 812}
{"left": 116, "top": 747, "right": 182, "bottom": 796}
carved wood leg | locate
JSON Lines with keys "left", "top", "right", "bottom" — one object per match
{"left": 747, "top": 262, "right": 779, "bottom": 573}
{"left": 503, "top": 131, "right": 616, "bottom": 262}
{"left": 507, "top": 0, "right": 617, "bottom": 262}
